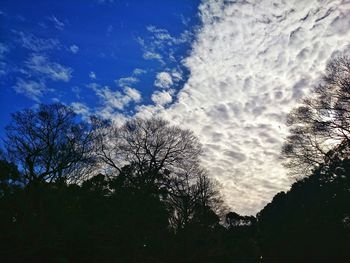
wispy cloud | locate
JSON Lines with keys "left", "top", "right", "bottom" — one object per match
{"left": 13, "top": 78, "right": 46, "bottom": 101}
{"left": 0, "top": 43, "right": 9, "bottom": 59}
{"left": 142, "top": 50, "right": 163, "bottom": 63}
{"left": 124, "top": 86, "right": 142, "bottom": 102}
{"left": 89, "top": 83, "right": 141, "bottom": 111}
{"left": 0, "top": 43, "right": 9, "bottom": 76}
{"left": 117, "top": 76, "right": 139, "bottom": 87}
{"left": 71, "top": 102, "right": 91, "bottom": 119}
{"left": 133, "top": 68, "right": 147, "bottom": 75}
{"left": 138, "top": 25, "right": 192, "bottom": 66}
{"left": 13, "top": 31, "right": 60, "bottom": 52}
{"left": 48, "top": 15, "right": 65, "bottom": 30}
{"left": 89, "top": 71, "right": 96, "bottom": 80}
{"left": 25, "top": 54, "right": 72, "bottom": 82}
{"left": 69, "top": 44, "right": 79, "bottom": 54}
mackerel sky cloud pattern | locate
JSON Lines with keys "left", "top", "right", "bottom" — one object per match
{"left": 153, "top": 0, "right": 350, "bottom": 214}
{"left": 1, "top": 0, "right": 350, "bottom": 215}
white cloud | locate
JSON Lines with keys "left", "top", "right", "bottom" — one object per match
{"left": 143, "top": 51, "right": 163, "bottom": 62}
{"left": 71, "top": 102, "right": 90, "bottom": 119}
{"left": 171, "top": 70, "right": 182, "bottom": 81}
{"left": 69, "top": 44, "right": 79, "bottom": 54}
{"left": 154, "top": 71, "right": 173, "bottom": 89}
{"left": 14, "top": 31, "right": 60, "bottom": 52}
{"left": 89, "top": 71, "right": 96, "bottom": 79}
{"left": 48, "top": 15, "right": 65, "bottom": 30}
{"left": 13, "top": 79, "right": 46, "bottom": 101}
{"left": 124, "top": 86, "right": 142, "bottom": 103}
{"left": 0, "top": 43, "right": 8, "bottom": 59}
{"left": 133, "top": 68, "right": 147, "bottom": 75}
{"left": 136, "top": 0, "right": 350, "bottom": 215}
{"left": 71, "top": 86, "right": 81, "bottom": 98}
{"left": 89, "top": 83, "right": 141, "bottom": 111}
{"left": 151, "top": 90, "right": 173, "bottom": 106}
{"left": 0, "top": 62, "right": 6, "bottom": 76}
{"left": 25, "top": 54, "right": 72, "bottom": 82}
{"left": 117, "top": 76, "right": 139, "bottom": 87}
{"left": 147, "top": 25, "right": 192, "bottom": 46}
{"left": 0, "top": 43, "right": 9, "bottom": 76}
{"left": 139, "top": 25, "right": 193, "bottom": 65}
{"left": 147, "top": 25, "right": 174, "bottom": 42}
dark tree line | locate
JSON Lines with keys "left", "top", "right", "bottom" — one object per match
{"left": 1, "top": 54, "right": 350, "bottom": 262}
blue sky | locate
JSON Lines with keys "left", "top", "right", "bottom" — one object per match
{"left": 1, "top": 0, "right": 350, "bottom": 214}
{"left": 0, "top": 0, "right": 200, "bottom": 137}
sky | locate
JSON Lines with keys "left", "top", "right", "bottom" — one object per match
{"left": 1, "top": 0, "right": 350, "bottom": 215}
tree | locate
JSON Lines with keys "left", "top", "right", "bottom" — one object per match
{"left": 258, "top": 156, "right": 350, "bottom": 263}
{"left": 167, "top": 166, "right": 224, "bottom": 230}
{"left": 94, "top": 117, "right": 224, "bottom": 231}
{"left": 4, "top": 103, "right": 95, "bottom": 183}
{"left": 282, "top": 54, "right": 350, "bottom": 177}
{"left": 94, "top": 117, "right": 202, "bottom": 181}
{"left": 0, "top": 157, "right": 21, "bottom": 195}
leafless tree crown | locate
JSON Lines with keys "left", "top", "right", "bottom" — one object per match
{"left": 282, "top": 54, "right": 350, "bottom": 178}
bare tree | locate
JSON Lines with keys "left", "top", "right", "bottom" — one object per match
{"left": 282, "top": 54, "right": 350, "bottom": 177}
{"left": 4, "top": 103, "right": 95, "bottom": 183}
{"left": 95, "top": 117, "right": 202, "bottom": 177}
{"left": 167, "top": 164, "right": 225, "bottom": 230}
{"left": 94, "top": 117, "right": 225, "bottom": 229}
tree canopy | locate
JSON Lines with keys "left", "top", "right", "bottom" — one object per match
{"left": 283, "top": 55, "right": 350, "bottom": 177}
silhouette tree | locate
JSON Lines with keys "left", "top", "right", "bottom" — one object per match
{"left": 94, "top": 117, "right": 202, "bottom": 176}
{"left": 4, "top": 103, "right": 95, "bottom": 183}
{"left": 168, "top": 166, "right": 224, "bottom": 231}
{"left": 0, "top": 155, "right": 21, "bottom": 195}
{"left": 258, "top": 153, "right": 350, "bottom": 263}
{"left": 1, "top": 104, "right": 266, "bottom": 263}
{"left": 93, "top": 117, "right": 225, "bottom": 232}
{"left": 283, "top": 54, "right": 350, "bottom": 177}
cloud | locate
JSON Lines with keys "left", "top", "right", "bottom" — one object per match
{"left": 71, "top": 86, "right": 81, "bottom": 98}
{"left": 124, "top": 86, "right": 142, "bottom": 102}
{"left": 71, "top": 102, "right": 91, "bottom": 119}
{"left": 48, "top": 15, "right": 65, "bottom": 30}
{"left": 147, "top": 25, "right": 192, "bottom": 46}
{"left": 0, "top": 43, "right": 8, "bottom": 59}
{"left": 151, "top": 90, "right": 173, "bottom": 106}
{"left": 154, "top": 71, "right": 173, "bottom": 89}
{"left": 138, "top": 25, "right": 193, "bottom": 65}
{"left": 25, "top": 54, "right": 72, "bottom": 82}
{"left": 0, "top": 43, "right": 9, "bottom": 76}
{"left": 14, "top": 31, "right": 60, "bottom": 52}
{"left": 136, "top": 0, "right": 350, "bottom": 215}
{"left": 13, "top": 79, "right": 46, "bottom": 101}
{"left": 89, "top": 71, "right": 96, "bottom": 80}
{"left": 69, "top": 44, "right": 79, "bottom": 54}
{"left": 147, "top": 25, "right": 175, "bottom": 42}
{"left": 133, "top": 68, "right": 147, "bottom": 75}
{"left": 89, "top": 83, "right": 141, "bottom": 111}
{"left": 117, "top": 76, "right": 139, "bottom": 87}
{"left": 142, "top": 51, "right": 163, "bottom": 62}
